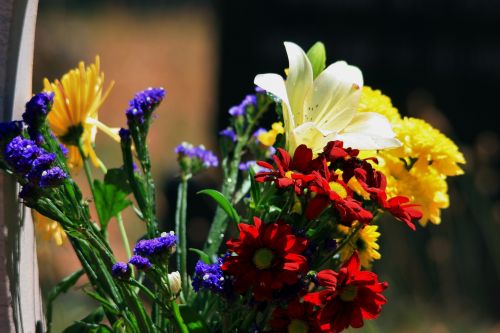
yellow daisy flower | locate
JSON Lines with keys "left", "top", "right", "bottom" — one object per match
{"left": 338, "top": 225, "right": 381, "bottom": 269}
{"left": 357, "top": 86, "right": 402, "bottom": 125}
{"left": 43, "top": 56, "right": 117, "bottom": 171}
{"left": 33, "top": 210, "right": 67, "bottom": 246}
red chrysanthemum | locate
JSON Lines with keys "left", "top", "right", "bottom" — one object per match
{"left": 255, "top": 145, "right": 321, "bottom": 194}
{"left": 304, "top": 252, "right": 388, "bottom": 333}
{"left": 384, "top": 196, "right": 423, "bottom": 230}
{"left": 221, "top": 217, "right": 309, "bottom": 300}
{"left": 270, "top": 298, "right": 322, "bottom": 333}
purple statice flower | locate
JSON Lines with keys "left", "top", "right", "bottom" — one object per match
{"left": 192, "top": 257, "right": 225, "bottom": 293}
{"left": 39, "top": 167, "right": 67, "bottom": 187}
{"left": 228, "top": 93, "right": 257, "bottom": 117}
{"left": 4, "top": 136, "right": 41, "bottom": 174}
{"left": 126, "top": 87, "right": 165, "bottom": 125}
{"left": 219, "top": 128, "right": 237, "bottom": 142}
{"left": 118, "top": 128, "right": 131, "bottom": 142}
{"left": 26, "top": 153, "right": 56, "bottom": 183}
{"left": 23, "top": 92, "right": 54, "bottom": 144}
{"left": 111, "top": 262, "right": 131, "bottom": 280}
{"left": 59, "top": 143, "right": 68, "bottom": 157}
{"left": 0, "top": 121, "right": 23, "bottom": 144}
{"left": 133, "top": 231, "right": 177, "bottom": 257}
{"left": 254, "top": 86, "right": 265, "bottom": 94}
{"left": 129, "top": 255, "right": 152, "bottom": 270}
{"left": 238, "top": 160, "right": 256, "bottom": 171}
{"left": 175, "top": 142, "right": 219, "bottom": 170}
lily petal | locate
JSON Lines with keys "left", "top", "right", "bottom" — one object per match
{"left": 305, "top": 61, "right": 363, "bottom": 133}
{"left": 292, "top": 122, "right": 334, "bottom": 153}
{"left": 284, "top": 42, "right": 313, "bottom": 125}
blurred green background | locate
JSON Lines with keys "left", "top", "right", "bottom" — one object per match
{"left": 33, "top": 1, "right": 500, "bottom": 332}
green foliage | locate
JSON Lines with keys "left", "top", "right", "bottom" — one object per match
{"left": 307, "top": 41, "right": 326, "bottom": 79}
{"left": 198, "top": 189, "right": 241, "bottom": 224}
{"left": 93, "top": 173, "right": 132, "bottom": 229}
{"left": 178, "top": 305, "right": 209, "bottom": 333}
{"left": 189, "top": 248, "right": 211, "bottom": 264}
{"left": 62, "top": 307, "right": 112, "bottom": 333}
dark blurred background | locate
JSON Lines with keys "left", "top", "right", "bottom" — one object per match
{"left": 33, "top": 1, "right": 500, "bottom": 332}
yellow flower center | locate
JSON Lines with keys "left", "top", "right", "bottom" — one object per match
{"left": 340, "top": 285, "right": 358, "bottom": 302}
{"left": 285, "top": 171, "right": 294, "bottom": 179}
{"left": 253, "top": 248, "right": 274, "bottom": 270}
{"left": 329, "top": 181, "right": 347, "bottom": 199}
{"left": 288, "top": 319, "right": 309, "bottom": 333}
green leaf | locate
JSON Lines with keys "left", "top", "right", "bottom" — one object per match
{"left": 178, "top": 305, "right": 209, "bottom": 333}
{"left": 197, "top": 189, "right": 240, "bottom": 224}
{"left": 62, "top": 307, "right": 110, "bottom": 333}
{"left": 248, "top": 168, "right": 261, "bottom": 206}
{"left": 307, "top": 41, "right": 326, "bottom": 79}
{"left": 104, "top": 168, "right": 132, "bottom": 194}
{"left": 93, "top": 179, "right": 132, "bottom": 229}
{"left": 189, "top": 248, "right": 211, "bottom": 264}
{"left": 83, "top": 291, "right": 119, "bottom": 315}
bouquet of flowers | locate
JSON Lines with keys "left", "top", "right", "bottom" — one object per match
{"left": 0, "top": 41, "right": 465, "bottom": 333}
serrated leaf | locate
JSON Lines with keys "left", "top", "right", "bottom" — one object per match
{"left": 307, "top": 41, "right": 326, "bottom": 79}
{"left": 178, "top": 305, "right": 209, "bottom": 333}
{"left": 189, "top": 248, "right": 211, "bottom": 264}
{"left": 104, "top": 168, "right": 132, "bottom": 194}
{"left": 197, "top": 189, "right": 240, "bottom": 224}
{"left": 93, "top": 179, "right": 132, "bottom": 229}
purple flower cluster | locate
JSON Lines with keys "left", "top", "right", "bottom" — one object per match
{"left": 192, "top": 257, "right": 226, "bottom": 293}
{"left": 129, "top": 255, "right": 152, "bottom": 270}
{"left": 228, "top": 94, "right": 257, "bottom": 117}
{"left": 133, "top": 231, "right": 177, "bottom": 257}
{"left": 126, "top": 87, "right": 165, "bottom": 125}
{"left": 111, "top": 262, "right": 131, "bottom": 280}
{"left": 4, "top": 136, "right": 66, "bottom": 189}
{"left": 22, "top": 92, "right": 54, "bottom": 143}
{"left": 219, "top": 128, "right": 237, "bottom": 142}
{"left": 175, "top": 142, "right": 219, "bottom": 168}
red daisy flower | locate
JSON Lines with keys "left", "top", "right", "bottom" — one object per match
{"left": 270, "top": 298, "right": 322, "bottom": 333}
{"left": 384, "top": 196, "right": 422, "bottom": 230}
{"left": 255, "top": 145, "right": 321, "bottom": 194}
{"left": 304, "top": 252, "right": 388, "bottom": 333}
{"left": 221, "top": 217, "right": 309, "bottom": 300}
{"left": 323, "top": 141, "right": 360, "bottom": 163}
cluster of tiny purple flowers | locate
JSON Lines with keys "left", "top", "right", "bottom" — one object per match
{"left": 125, "top": 87, "right": 165, "bottom": 125}
{"left": 4, "top": 136, "right": 66, "bottom": 197}
{"left": 22, "top": 92, "right": 54, "bottom": 143}
{"left": 191, "top": 257, "right": 226, "bottom": 293}
{"left": 175, "top": 142, "right": 219, "bottom": 169}
{"left": 112, "top": 232, "right": 177, "bottom": 278}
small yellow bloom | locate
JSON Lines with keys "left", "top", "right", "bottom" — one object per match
{"left": 44, "top": 56, "right": 117, "bottom": 172}
{"left": 257, "top": 122, "right": 284, "bottom": 147}
{"left": 33, "top": 210, "right": 67, "bottom": 246}
{"left": 338, "top": 225, "right": 381, "bottom": 269}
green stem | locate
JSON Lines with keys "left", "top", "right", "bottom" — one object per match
{"left": 175, "top": 174, "right": 190, "bottom": 301}
{"left": 116, "top": 213, "right": 134, "bottom": 277}
{"left": 170, "top": 301, "right": 189, "bottom": 333}
{"left": 204, "top": 102, "right": 269, "bottom": 257}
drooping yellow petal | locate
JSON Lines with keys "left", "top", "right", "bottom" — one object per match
{"left": 32, "top": 210, "right": 67, "bottom": 246}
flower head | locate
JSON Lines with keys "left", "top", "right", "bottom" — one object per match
{"left": 0, "top": 121, "right": 23, "bottom": 146}
{"left": 133, "top": 231, "right": 177, "bottom": 257}
{"left": 4, "top": 136, "right": 41, "bottom": 174}
{"left": 270, "top": 299, "right": 322, "bottom": 333}
{"left": 43, "top": 56, "right": 116, "bottom": 171}
{"left": 126, "top": 87, "right": 165, "bottom": 125}
{"left": 219, "top": 127, "right": 237, "bottom": 142}
{"left": 228, "top": 94, "right": 257, "bottom": 117}
{"left": 111, "top": 262, "right": 131, "bottom": 280}
{"left": 192, "top": 258, "right": 226, "bottom": 293}
{"left": 304, "top": 252, "right": 388, "bottom": 332}
{"left": 175, "top": 142, "right": 219, "bottom": 174}
{"left": 338, "top": 225, "right": 381, "bottom": 269}
{"left": 254, "top": 42, "right": 401, "bottom": 153}
{"left": 22, "top": 92, "right": 54, "bottom": 143}
{"left": 168, "top": 271, "right": 182, "bottom": 295}
{"left": 222, "top": 217, "right": 308, "bottom": 300}
{"left": 39, "top": 167, "right": 67, "bottom": 187}
{"left": 128, "top": 255, "right": 152, "bottom": 270}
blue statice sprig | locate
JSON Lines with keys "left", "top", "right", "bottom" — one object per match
{"left": 111, "top": 262, "right": 131, "bottom": 280}
{"left": 126, "top": 87, "right": 165, "bottom": 127}
{"left": 129, "top": 255, "right": 152, "bottom": 271}
{"left": 133, "top": 231, "right": 177, "bottom": 258}
{"left": 192, "top": 257, "right": 226, "bottom": 294}
{"left": 175, "top": 142, "right": 218, "bottom": 176}
{"left": 219, "top": 128, "right": 237, "bottom": 143}
{"left": 22, "top": 92, "right": 54, "bottom": 144}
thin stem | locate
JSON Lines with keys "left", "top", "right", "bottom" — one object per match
{"left": 175, "top": 174, "right": 190, "bottom": 301}
{"left": 78, "top": 142, "right": 96, "bottom": 195}
{"left": 170, "top": 300, "right": 189, "bottom": 333}
{"left": 116, "top": 213, "right": 134, "bottom": 277}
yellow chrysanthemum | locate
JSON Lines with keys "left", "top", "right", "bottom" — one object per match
{"left": 338, "top": 225, "right": 381, "bottom": 268}
{"left": 257, "top": 122, "right": 284, "bottom": 147}
{"left": 43, "top": 56, "right": 117, "bottom": 171}
{"left": 357, "top": 86, "right": 402, "bottom": 125}
{"left": 391, "top": 117, "right": 466, "bottom": 176}
{"left": 33, "top": 210, "right": 67, "bottom": 246}
{"left": 380, "top": 154, "right": 449, "bottom": 225}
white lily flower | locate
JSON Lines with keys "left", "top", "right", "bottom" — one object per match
{"left": 254, "top": 42, "right": 401, "bottom": 153}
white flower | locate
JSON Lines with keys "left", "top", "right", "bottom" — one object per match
{"left": 168, "top": 271, "right": 182, "bottom": 295}
{"left": 254, "top": 42, "right": 401, "bottom": 153}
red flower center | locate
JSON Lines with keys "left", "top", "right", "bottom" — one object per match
{"left": 287, "top": 319, "right": 309, "bottom": 333}
{"left": 339, "top": 285, "right": 358, "bottom": 302}
{"left": 253, "top": 248, "right": 274, "bottom": 270}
